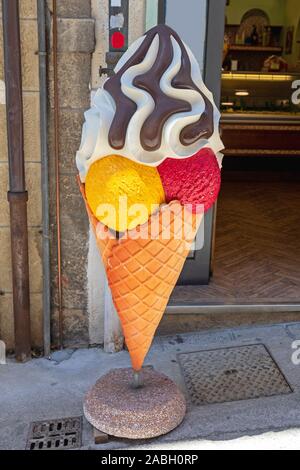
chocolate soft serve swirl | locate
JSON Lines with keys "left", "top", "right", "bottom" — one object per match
{"left": 76, "top": 25, "right": 224, "bottom": 180}
{"left": 105, "top": 25, "right": 214, "bottom": 151}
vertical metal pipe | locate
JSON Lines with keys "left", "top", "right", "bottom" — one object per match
{"left": 52, "top": 0, "right": 64, "bottom": 349}
{"left": 157, "top": 0, "right": 166, "bottom": 24}
{"left": 2, "top": 0, "right": 31, "bottom": 361}
{"left": 37, "top": 0, "right": 51, "bottom": 357}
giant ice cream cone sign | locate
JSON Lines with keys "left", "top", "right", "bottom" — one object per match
{"left": 77, "top": 25, "right": 223, "bottom": 439}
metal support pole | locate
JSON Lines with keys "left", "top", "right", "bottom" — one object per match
{"left": 2, "top": 0, "right": 31, "bottom": 361}
{"left": 132, "top": 370, "right": 144, "bottom": 389}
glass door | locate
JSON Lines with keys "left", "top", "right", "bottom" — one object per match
{"left": 145, "top": 0, "right": 226, "bottom": 284}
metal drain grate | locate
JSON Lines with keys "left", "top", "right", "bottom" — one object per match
{"left": 178, "top": 344, "right": 292, "bottom": 406}
{"left": 26, "top": 417, "right": 82, "bottom": 450}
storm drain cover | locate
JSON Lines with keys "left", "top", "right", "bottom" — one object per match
{"left": 26, "top": 417, "right": 82, "bottom": 450}
{"left": 178, "top": 344, "right": 292, "bottom": 405}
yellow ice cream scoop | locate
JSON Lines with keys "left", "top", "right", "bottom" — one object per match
{"left": 85, "top": 155, "right": 166, "bottom": 232}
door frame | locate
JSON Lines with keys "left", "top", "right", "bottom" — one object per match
{"left": 178, "top": 0, "right": 226, "bottom": 284}
{"left": 157, "top": 0, "right": 166, "bottom": 24}
{"left": 204, "top": 0, "right": 227, "bottom": 279}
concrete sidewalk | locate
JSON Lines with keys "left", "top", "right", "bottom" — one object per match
{"left": 128, "top": 429, "right": 300, "bottom": 451}
{"left": 1, "top": 321, "right": 300, "bottom": 450}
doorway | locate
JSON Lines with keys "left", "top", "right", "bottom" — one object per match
{"left": 171, "top": 156, "right": 300, "bottom": 305}
{"left": 170, "top": 0, "right": 300, "bottom": 308}
{"left": 163, "top": 0, "right": 227, "bottom": 285}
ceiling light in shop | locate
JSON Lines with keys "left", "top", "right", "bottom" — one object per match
{"left": 221, "top": 102, "right": 234, "bottom": 106}
{"left": 235, "top": 91, "right": 249, "bottom": 96}
{"left": 223, "top": 73, "right": 293, "bottom": 82}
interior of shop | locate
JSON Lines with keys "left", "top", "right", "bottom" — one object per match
{"left": 172, "top": 0, "right": 300, "bottom": 305}
{"left": 217, "top": 0, "right": 300, "bottom": 304}
{"left": 222, "top": 0, "right": 300, "bottom": 114}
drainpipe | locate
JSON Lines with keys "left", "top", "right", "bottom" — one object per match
{"left": 37, "top": 0, "right": 51, "bottom": 358}
{"left": 2, "top": 0, "right": 31, "bottom": 361}
{"left": 52, "top": 0, "right": 64, "bottom": 349}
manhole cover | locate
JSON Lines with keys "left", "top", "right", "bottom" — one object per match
{"left": 26, "top": 417, "right": 82, "bottom": 450}
{"left": 178, "top": 344, "right": 292, "bottom": 405}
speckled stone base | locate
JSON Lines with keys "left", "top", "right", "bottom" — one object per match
{"left": 83, "top": 368, "right": 186, "bottom": 440}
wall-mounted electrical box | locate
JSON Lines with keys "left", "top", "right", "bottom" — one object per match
{"left": 109, "top": 0, "right": 129, "bottom": 52}
{"left": 100, "top": 0, "right": 129, "bottom": 77}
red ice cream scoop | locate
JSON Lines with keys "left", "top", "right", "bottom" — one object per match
{"left": 158, "top": 148, "right": 221, "bottom": 213}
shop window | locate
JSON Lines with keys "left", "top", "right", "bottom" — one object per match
{"left": 221, "top": 2, "right": 300, "bottom": 116}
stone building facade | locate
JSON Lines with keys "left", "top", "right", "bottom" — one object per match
{"left": 47, "top": 0, "right": 95, "bottom": 348}
{"left": 47, "top": 0, "right": 148, "bottom": 349}
{"left": 0, "top": 0, "right": 43, "bottom": 350}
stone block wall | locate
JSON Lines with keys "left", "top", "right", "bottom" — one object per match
{"left": 47, "top": 0, "right": 95, "bottom": 348}
{"left": 91, "top": 0, "right": 146, "bottom": 90}
{"left": 47, "top": 0, "right": 147, "bottom": 349}
{"left": 0, "top": 0, "right": 43, "bottom": 351}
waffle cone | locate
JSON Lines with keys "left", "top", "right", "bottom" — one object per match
{"left": 79, "top": 178, "right": 202, "bottom": 371}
